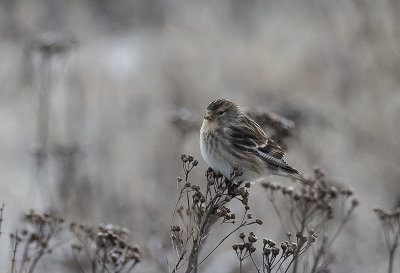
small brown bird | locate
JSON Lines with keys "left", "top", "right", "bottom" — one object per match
{"left": 200, "top": 99, "right": 300, "bottom": 182}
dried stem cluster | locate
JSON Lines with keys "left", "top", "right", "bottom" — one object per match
{"left": 232, "top": 230, "right": 317, "bottom": 273}
{"left": 0, "top": 203, "right": 4, "bottom": 238}
{"left": 171, "top": 154, "right": 262, "bottom": 273}
{"left": 374, "top": 207, "right": 400, "bottom": 273}
{"left": 6, "top": 210, "right": 141, "bottom": 273}
{"left": 9, "top": 210, "right": 65, "bottom": 273}
{"left": 71, "top": 223, "right": 141, "bottom": 273}
{"left": 263, "top": 169, "right": 359, "bottom": 273}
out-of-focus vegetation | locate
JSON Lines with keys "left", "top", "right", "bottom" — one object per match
{"left": 0, "top": 0, "right": 400, "bottom": 272}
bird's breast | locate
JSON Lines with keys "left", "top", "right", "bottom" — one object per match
{"left": 200, "top": 119, "right": 219, "bottom": 133}
{"left": 200, "top": 128, "right": 234, "bottom": 179}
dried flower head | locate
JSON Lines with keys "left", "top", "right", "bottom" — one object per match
{"left": 71, "top": 223, "right": 141, "bottom": 272}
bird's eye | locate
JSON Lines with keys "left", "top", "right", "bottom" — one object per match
{"left": 218, "top": 111, "right": 224, "bottom": 115}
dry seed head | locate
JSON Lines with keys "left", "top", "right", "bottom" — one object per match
{"left": 262, "top": 182, "right": 270, "bottom": 189}
{"left": 263, "top": 248, "right": 271, "bottom": 256}
{"left": 272, "top": 247, "right": 280, "bottom": 256}
{"left": 181, "top": 154, "right": 188, "bottom": 162}
{"left": 329, "top": 186, "right": 338, "bottom": 198}
{"left": 111, "top": 253, "right": 118, "bottom": 263}
{"left": 352, "top": 198, "right": 360, "bottom": 207}
{"left": 72, "top": 244, "right": 82, "bottom": 251}
{"left": 234, "top": 168, "right": 243, "bottom": 177}
{"left": 171, "top": 225, "right": 181, "bottom": 232}
{"left": 239, "top": 232, "right": 245, "bottom": 239}
{"left": 248, "top": 234, "right": 257, "bottom": 243}
{"left": 308, "top": 234, "right": 316, "bottom": 243}
{"left": 255, "top": 218, "right": 263, "bottom": 225}
{"left": 299, "top": 236, "right": 307, "bottom": 244}
{"left": 345, "top": 189, "right": 354, "bottom": 196}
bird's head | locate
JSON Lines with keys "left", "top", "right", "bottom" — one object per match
{"left": 203, "top": 99, "right": 241, "bottom": 125}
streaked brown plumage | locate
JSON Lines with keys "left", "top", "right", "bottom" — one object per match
{"left": 200, "top": 99, "right": 299, "bottom": 181}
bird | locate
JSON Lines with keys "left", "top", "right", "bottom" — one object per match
{"left": 200, "top": 99, "right": 301, "bottom": 182}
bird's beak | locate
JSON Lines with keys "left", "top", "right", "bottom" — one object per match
{"left": 204, "top": 111, "right": 213, "bottom": 120}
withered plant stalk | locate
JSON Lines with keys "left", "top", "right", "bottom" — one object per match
{"left": 171, "top": 155, "right": 262, "bottom": 273}
{"left": 374, "top": 207, "right": 400, "bottom": 273}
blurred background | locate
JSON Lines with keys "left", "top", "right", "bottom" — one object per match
{"left": 0, "top": 0, "right": 400, "bottom": 272}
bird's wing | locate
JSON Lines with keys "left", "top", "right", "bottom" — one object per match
{"left": 225, "top": 116, "right": 285, "bottom": 158}
{"left": 225, "top": 116, "right": 298, "bottom": 174}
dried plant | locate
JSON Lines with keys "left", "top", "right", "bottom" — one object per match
{"left": 10, "top": 230, "right": 21, "bottom": 273}
{"left": 9, "top": 210, "right": 65, "bottom": 273}
{"left": 232, "top": 230, "right": 317, "bottom": 273}
{"left": 4, "top": 208, "right": 141, "bottom": 273}
{"left": 0, "top": 203, "right": 4, "bottom": 239}
{"left": 170, "top": 154, "right": 262, "bottom": 273}
{"left": 374, "top": 207, "right": 400, "bottom": 273}
{"left": 27, "top": 32, "right": 80, "bottom": 214}
{"left": 29, "top": 32, "right": 76, "bottom": 174}
{"left": 70, "top": 223, "right": 141, "bottom": 273}
{"left": 262, "top": 169, "right": 359, "bottom": 273}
